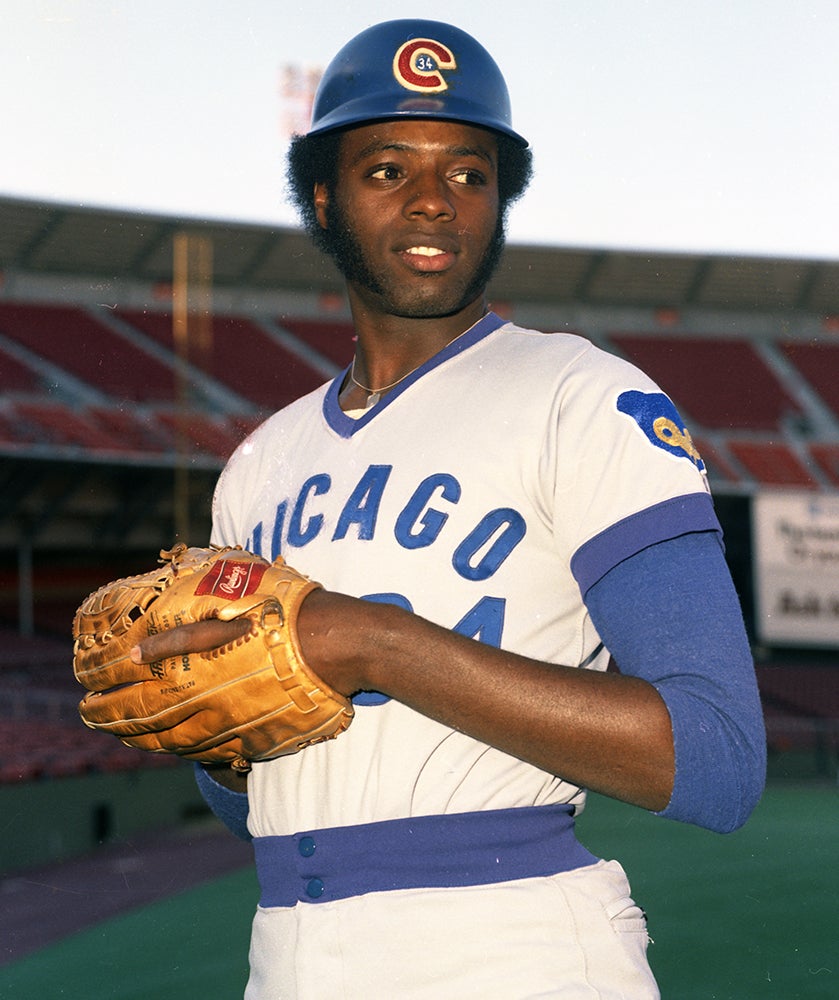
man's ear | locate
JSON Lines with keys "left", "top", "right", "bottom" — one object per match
{"left": 313, "top": 183, "right": 329, "bottom": 230}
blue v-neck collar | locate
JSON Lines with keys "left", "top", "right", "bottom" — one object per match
{"left": 323, "top": 311, "right": 507, "bottom": 439}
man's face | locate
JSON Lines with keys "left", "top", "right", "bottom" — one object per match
{"left": 314, "top": 119, "right": 504, "bottom": 320}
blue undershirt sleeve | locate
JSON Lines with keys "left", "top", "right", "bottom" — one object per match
{"left": 194, "top": 763, "right": 252, "bottom": 842}
{"left": 583, "top": 530, "right": 766, "bottom": 833}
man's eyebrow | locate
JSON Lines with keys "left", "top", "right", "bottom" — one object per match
{"left": 447, "top": 144, "right": 496, "bottom": 167}
{"left": 350, "top": 140, "right": 496, "bottom": 167}
{"left": 351, "top": 140, "right": 410, "bottom": 163}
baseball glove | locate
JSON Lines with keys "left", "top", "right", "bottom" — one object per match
{"left": 73, "top": 544, "right": 354, "bottom": 772}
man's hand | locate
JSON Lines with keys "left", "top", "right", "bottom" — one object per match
{"left": 130, "top": 618, "right": 252, "bottom": 664}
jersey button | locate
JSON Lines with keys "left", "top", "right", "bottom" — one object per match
{"left": 298, "top": 836, "right": 316, "bottom": 857}
{"left": 305, "top": 877, "right": 325, "bottom": 899}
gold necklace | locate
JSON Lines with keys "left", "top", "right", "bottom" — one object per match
{"left": 349, "top": 357, "right": 424, "bottom": 407}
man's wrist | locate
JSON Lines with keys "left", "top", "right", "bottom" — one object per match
{"left": 201, "top": 762, "right": 249, "bottom": 793}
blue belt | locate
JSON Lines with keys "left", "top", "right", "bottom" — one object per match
{"left": 253, "top": 803, "right": 599, "bottom": 907}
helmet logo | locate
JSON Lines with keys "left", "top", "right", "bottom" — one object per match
{"left": 393, "top": 38, "right": 457, "bottom": 94}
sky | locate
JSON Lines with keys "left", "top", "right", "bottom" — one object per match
{"left": 3, "top": 0, "right": 838, "bottom": 261}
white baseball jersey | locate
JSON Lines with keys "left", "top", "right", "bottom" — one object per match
{"left": 211, "top": 312, "right": 711, "bottom": 997}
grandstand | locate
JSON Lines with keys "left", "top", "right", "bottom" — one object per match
{"left": 1, "top": 194, "right": 837, "bottom": 869}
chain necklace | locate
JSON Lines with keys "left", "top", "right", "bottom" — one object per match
{"left": 349, "top": 356, "right": 424, "bottom": 407}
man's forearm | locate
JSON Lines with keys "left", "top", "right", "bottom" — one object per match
{"left": 298, "top": 592, "right": 675, "bottom": 812}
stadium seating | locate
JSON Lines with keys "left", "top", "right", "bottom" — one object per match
{"left": 0, "top": 345, "right": 42, "bottom": 393}
{"left": 277, "top": 316, "right": 356, "bottom": 368}
{"left": 809, "top": 443, "right": 839, "bottom": 488}
{"left": 0, "top": 301, "right": 176, "bottom": 401}
{"left": 87, "top": 403, "right": 176, "bottom": 453}
{"left": 690, "top": 435, "right": 742, "bottom": 485}
{"left": 0, "top": 626, "right": 176, "bottom": 783}
{"left": 726, "top": 440, "right": 818, "bottom": 488}
{"left": 604, "top": 332, "right": 838, "bottom": 487}
{"left": 3, "top": 302, "right": 838, "bottom": 489}
{"left": 0, "top": 407, "right": 37, "bottom": 446}
{"left": 779, "top": 341, "right": 839, "bottom": 421}
{"left": 0, "top": 717, "right": 177, "bottom": 783}
{"left": 608, "top": 333, "right": 803, "bottom": 431}
{"left": 13, "top": 401, "right": 128, "bottom": 452}
{"left": 115, "top": 308, "right": 329, "bottom": 411}
{"left": 155, "top": 410, "right": 248, "bottom": 462}
{"left": 0, "top": 302, "right": 351, "bottom": 462}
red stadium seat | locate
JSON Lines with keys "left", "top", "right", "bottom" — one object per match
{"left": 808, "top": 443, "right": 839, "bottom": 488}
{"left": 727, "top": 440, "right": 818, "bottom": 487}
{"left": 116, "top": 309, "right": 327, "bottom": 410}
{"left": 155, "top": 411, "right": 246, "bottom": 461}
{"left": 13, "top": 401, "right": 127, "bottom": 451}
{"left": 779, "top": 341, "right": 839, "bottom": 421}
{"left": 0, "top": 346, "right": 42, "bottom": 393}
{"left": 277, "top": 317, "right": 356, "bottom": 368}
{"left": 87, "top": 404, "right": 175, "bottom": 454}
{"left": 0, "top": 301, "right": 176, "bottom": 401}
{"left": 691, "top": 435, "right": 742, "bottom": 485}
{"left": 610, "top": 333, "right": 802, "bottom": 431}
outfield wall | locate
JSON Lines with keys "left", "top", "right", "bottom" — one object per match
{"left": 0, "top": 764, "right": 207, "bottom": 874}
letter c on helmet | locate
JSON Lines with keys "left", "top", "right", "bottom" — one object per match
{"left": 393, "top": 38, "right": 457, "bottom": 93}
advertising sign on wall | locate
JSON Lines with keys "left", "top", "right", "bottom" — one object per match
{"left": 752, "top": 491, "right": 839, "bottom": 646}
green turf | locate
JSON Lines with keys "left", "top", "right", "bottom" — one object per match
{"left": 0, "top": 786, "right": 835, "bottom": 999}
{"left": 579, "top": 785, "right": 838, "bottom": 999}
{"left": 0, "top": 866, "right": 259, "bottom": 999}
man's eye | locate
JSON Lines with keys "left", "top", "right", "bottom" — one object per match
{"left": 451, "top": 169, "right": 486, "bottom": 186}
{"left": 369, "top": 165, "right": 401, "bottom": 180}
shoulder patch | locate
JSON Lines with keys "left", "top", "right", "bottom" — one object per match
{"left": 616, "top": 390, "right": 705, "bottom": 473}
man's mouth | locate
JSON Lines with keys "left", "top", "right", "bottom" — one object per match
{"left": 406, "top": 246, "right": 445, "bottom": 257}
{"left": 400, "top": 244, "right": 456, "bottom": 272}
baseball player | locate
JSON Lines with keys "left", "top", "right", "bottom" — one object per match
{"left": 130, "top": 19, "right": 766, "bottom": 998}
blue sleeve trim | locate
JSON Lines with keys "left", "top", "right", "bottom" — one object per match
{"left": 584, "top": 531, "right": 766, "bottom": 833}
{"left": 571, "top": 491, "right": 721, "bottom": 596}
{"left": 193, "top": 763, "right": 252, "bottom": 842}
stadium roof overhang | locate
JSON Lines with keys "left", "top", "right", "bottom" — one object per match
{"left": 2, "top": 196, "right": 838, "bottom": 314}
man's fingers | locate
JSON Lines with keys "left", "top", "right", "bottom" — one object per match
{"left": 130, "top": 618, "right": 252, "bottom": 663}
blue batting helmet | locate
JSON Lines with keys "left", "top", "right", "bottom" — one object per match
{"left": 308, "top": 20, "right": 528, "bottom": 146}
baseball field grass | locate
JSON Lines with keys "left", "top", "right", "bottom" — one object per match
{"left": 0, "top": 783, "right": 834, "bottom": 999}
